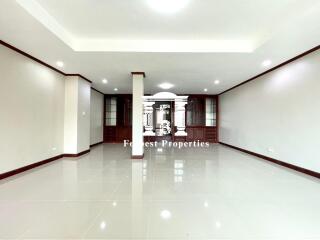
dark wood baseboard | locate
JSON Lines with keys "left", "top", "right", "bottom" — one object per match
{"left": 0, "top": 154, "right": 63, "bottom": 180}
{"left": 63, "top": 149, "right": 90, "bottom": 158}
{"left": 131, "top": 154, "right": 144, "bottom": 159}
{"left": 90, "top": 141, "right": 103, "bottom": 148}
{"left": 0, "top": 149, "right": 91, "bottom": 181}
{"left": 219, "top": 142, "right": 320, "bottom": 179}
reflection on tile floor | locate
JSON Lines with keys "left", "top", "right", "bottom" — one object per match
{"left": 0, "top": 144, "right": 320, "bottom": 239}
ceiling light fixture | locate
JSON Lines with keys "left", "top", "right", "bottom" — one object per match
{"left": 102, "top": 78, "right": 108, "bottom": 84}
{"left": 214, "top": 80, "right": 220, "bottom": 85}
{"left": 215, "top": 221, "right": 221, "bottom": 229}
{"left": 158, "top": 83, "right": 174, "bottom": 90}
{"left": 56, "top": 61, "right": 64, "bottom": 68}
{"left": 160, "top": 210, "right": 172, "bottom": 220}
{"left": 262, "top": 60, "right": 272, "bottom": 67}
{"left": 147, "top": 0, "right": 189, "bottom": 14}
{"left": 114, "top": 88, "right": 118, "bottom": 91}
{"left": 204, "top": 88, "right": 208, "bottom": 92}
{"left": 100, "top": 221, "right": 106, "bottom": 230}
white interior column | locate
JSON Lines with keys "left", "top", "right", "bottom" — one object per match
{"left": 143, "top": 101, "right": 155, "bottom": 136}
{"left": 174, "top": 101, "right": 188, "bottom": 136}
{"left": 64, "top": 76, "right": 91, "bottom": 155}
{"left": 132, "top": 72, "right": 145, "bottom": 159}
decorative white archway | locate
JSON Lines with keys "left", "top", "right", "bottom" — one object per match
{"left": 142, "top": 92, "right": 188, "bottom": 136}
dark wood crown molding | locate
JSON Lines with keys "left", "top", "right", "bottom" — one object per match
{"left": 3, "top": 39, "right": 320, "bottom": 95}
{"left": 91, "top": 87, "right": 105, "bottom": 95}
{"left": 65, "top": 74, "right": 92, "bottom": 84}
{"left": 219, "top": 44, "right": 320, "bottom": 95}
{"left": 0, "top": 39, "right": 92, "bottom": 84}
{"left": 131, "top": 72, "right": 146, "bottom": 78}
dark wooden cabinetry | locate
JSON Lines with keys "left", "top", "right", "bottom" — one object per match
{"left": 186, "top": 127, "right": 217, "bottom": 142}
{"left": 104, "top": 126, "right": 117, "bottom": 142}
{"left": 104, "top": 95, "right": 132, "bottom": 143}
{"left": 185, "top": 95, "right": 218, "bottom": 143}
{"left": 117, "top": 126, "right": 132, "bottom": 142}
{"left": 117, "top": 96, "right": 132, "bottom": 127}
{"left": 104, "top": 94, "right": 218, "bottom": 143}
{"left": 205, "top": 127, "right": 217, "bottom": 142}
{"left": 187, "top": 96, "right": 205, "bottom": 126}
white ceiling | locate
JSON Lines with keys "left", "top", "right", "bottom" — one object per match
{"left": 1, "top": 0, "right": 320, "bottom": 94}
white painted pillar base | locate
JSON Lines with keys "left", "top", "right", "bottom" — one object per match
{"left": 132, "top": 72, "right": 145, "bottom": 158}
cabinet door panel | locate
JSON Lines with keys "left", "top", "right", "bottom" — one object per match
{"left": 194, "top": 128, "right": 205, "bottom": 140}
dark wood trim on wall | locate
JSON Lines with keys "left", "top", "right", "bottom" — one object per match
{"left": 131, "top": 154, "right": 144, "bottom": 159}
{"left": 0, "top": 149, "right": 91, "bottom": 181}
{"left": 63, "top": 149, "right": 90, "bottom": 158}
{"left": 91, "top": 87, "right": 105, "bottom": 95}
{"left": 219, "top": 142, "right": 320, "bottom": 179}
{"left": 0, "top": 40, "right": 65, "bottom": 75}
{"left": 216, "top": 95, "right": 220, "bottom": 142}
{"left": 219, "top": 44, "right": 320, "bottom": 95}
{"left": 65, "top": 74, "right": 92, "bottom": 84}
{"left": 131, "top": 72, "right": 146, "bottom": 78}
{"left": 0, "top": 39, "right": 92, "bottom": 84}
{"left": 0, "top": 154, "right": 63, "bottom": 181}
{"left": 90, "top": 141, "right": 103, "bottom": 148}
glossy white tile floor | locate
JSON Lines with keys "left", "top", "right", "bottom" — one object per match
{"left": 1, "top": 144, "right": 320, "bottom": 240}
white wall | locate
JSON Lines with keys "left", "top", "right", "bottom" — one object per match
{"left": 64, "top": 76, "right": 78, "bottom": 154}
{"left": 64, "top": 76, "right": 91, "bottom": 154}
{"left": 90, "top": 89, "right": 104, "bottom": 145}
{"left": 77, "top": 78, "right": 91, "bottom": 152}
{"left": 219, "top": 50, "right": 320, "bottom": 173}
{"left": 0, "top": 44, "right": 65, "bottom": 174}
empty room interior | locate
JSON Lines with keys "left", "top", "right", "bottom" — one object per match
{"left": 1, "top": 0, "right": 320, "bottom": 239}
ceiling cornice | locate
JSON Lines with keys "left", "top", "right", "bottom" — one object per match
{"left": 219, "top": 44, "right": 320, "bottom": 95}
{"left": 131, "top": 72, "right": 146, "bottom": 78}
{"left": 0, "top": 39, "right": 92, "bottom": 84}
{"left": 16, "top": 0, "right": 258, "bottom": 53}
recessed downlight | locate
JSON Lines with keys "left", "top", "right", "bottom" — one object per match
{"left": 114, "top": 88, "right": 118, "bottom": 92}
{"left": 102, "top": 78, "right": 108, "bottom": 84}
{"left": 204, "top": 88, "right": 208, "bottom": 92}
{"left": 100, "top": 221, "right": 106, "bottom": 230}
{"left": 214, "top": 80, "right": 220, "bottom": 85}
{"left": 262, "top": 60, "right": 272, "bottom": 67}
{"left": 56, "top": 61, "right": 64, "bottom": 68}
{"left": 160, "top": 210, "right": 172, "bottom": 220}
{"left": 147, "top": 0, "right": 189, "bottom": 14}
{"left": 158, "top": 83, "right": 174, "bottom": 90}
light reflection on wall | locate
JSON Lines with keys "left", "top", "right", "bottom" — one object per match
{"left": 268, "top": 61, "right": 309, "bottom": 91}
